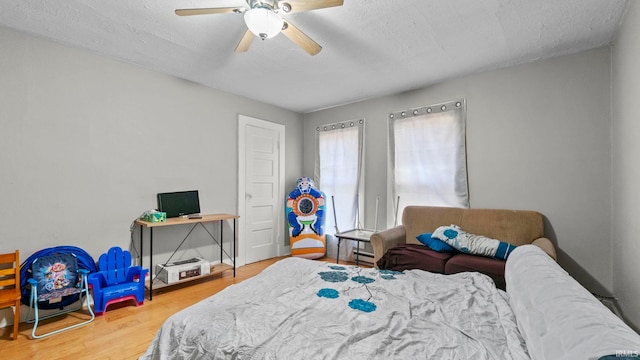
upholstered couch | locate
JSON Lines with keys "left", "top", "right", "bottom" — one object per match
{"left": 372, "top": 206, "right": 557, "bottom": 288}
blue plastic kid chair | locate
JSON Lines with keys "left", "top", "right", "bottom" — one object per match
{"left": 88, "top": 246, "right": 148, "bottom": 315}
{"left": 26, "top": 252, "right": 95, "bottom": 339}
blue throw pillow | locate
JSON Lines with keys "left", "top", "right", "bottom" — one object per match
{"left": 416, "top": 233, "right": 459, "bottom": 253}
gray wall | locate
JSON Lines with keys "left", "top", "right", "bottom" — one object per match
{"left": 304, "top": 47, "right": 614, "bottom": 303}
{"left": 0, "top": 26, "right": 303, "bottom": 324}
{"left": 612, "top": 0, "right": 640, "bottom": 331}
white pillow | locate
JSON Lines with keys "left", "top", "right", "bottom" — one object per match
{"left": 431, "top": 224, "right": 516, "bottom": 260}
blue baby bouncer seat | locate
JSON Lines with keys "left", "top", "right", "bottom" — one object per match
{"left": 24, "top": 248, "right": 95, "bottom": 339}
{"left": 88, "top": 246, "right": 148, "bottom": 315}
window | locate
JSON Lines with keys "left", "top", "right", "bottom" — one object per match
{"left": 389, "top": 100, "right": 468, "bottom": 223}
{"left": 315, "top": 119, "right": 364, "bottom": 260}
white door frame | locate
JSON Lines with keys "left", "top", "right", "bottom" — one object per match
{"left": 238, "top": 114, "right": 286, "bottom": 266}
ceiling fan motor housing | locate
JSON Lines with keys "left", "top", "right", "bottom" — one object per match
{"left": 246, "top": 0, "right": 292, "bottom": 13}
{"left": 247, "top": 0, "right": 278, "bottom": 11}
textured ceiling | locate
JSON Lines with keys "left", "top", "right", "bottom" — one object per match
{"left": 0, "top": 0, "right": 629, "bottom": 113}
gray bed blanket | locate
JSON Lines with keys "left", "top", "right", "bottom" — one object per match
{"left": 141, "top": 257, "right": 529, "bottom": 360}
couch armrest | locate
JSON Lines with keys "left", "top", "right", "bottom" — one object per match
{"left": 531, "top": 237, "right": 557, "bottom": 261}
{"left": 371, "top": 225, "right": 407, "bottom": 268}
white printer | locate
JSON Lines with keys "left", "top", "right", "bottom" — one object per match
{"left": 155, "top": 257, "right": 210, "bottom": 284}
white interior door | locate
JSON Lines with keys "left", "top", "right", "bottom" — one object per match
{"left": 238, "top": 115, "right": 285, "bottom": 265}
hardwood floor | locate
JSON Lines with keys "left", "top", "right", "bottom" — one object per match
{"left": 0, "top": 256, "right": 365, "bottom": 360}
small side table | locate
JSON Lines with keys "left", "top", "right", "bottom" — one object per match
{"left": 335, "top": 229, "right": 376, "bottom": 265}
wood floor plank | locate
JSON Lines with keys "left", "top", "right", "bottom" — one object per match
{"left": 0, "top": 256, "right": 365, "bottom": 359}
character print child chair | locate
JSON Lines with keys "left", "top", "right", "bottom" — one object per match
{"left": 88, "top": 246, "right": 148, "bottom": 315}
{"left": 286, "top": 177, "right": 327, "bottom": 259}
{"left": 26, "top": 252, "right": 95, "bottom": 339}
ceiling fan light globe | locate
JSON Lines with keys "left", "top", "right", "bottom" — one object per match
{"left": 244, "top": 8, "right": 283, "bottom": 39}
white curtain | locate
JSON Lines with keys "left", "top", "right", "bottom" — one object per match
{"left": 315, "top": 119, "right": 364, "bottom": 260}
{"left": 389, "top": 100, "right": 468, "bottom": 224}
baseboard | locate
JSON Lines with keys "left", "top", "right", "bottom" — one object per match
{"left": 354, "top": 249, "right": 374, "bottom": 264}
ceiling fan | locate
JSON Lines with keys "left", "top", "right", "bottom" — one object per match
{"left": 175, "top": 0, "right": 344, "bottom": 56}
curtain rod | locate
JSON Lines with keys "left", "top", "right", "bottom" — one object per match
{"left": 389, "top": 99, "right": 465, "bottom": 120}
{"left": 316, "top": 118, "right": 364, "bottom": 132}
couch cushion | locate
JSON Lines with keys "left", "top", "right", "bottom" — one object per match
{"left": 444, "top": 254, "right": 506, "bottom": 288}
{"left": 376, "top": 244, "right": 453, "bottom": 273}
{"left": 403, "top": 206, "right": 465, "bottom": 246}
{"left": 402, "top": 206, "right": 544, "bottom": 247}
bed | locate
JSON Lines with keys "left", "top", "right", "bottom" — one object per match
{"left": 141, "top": 257, "right": 530, "bottom": 359}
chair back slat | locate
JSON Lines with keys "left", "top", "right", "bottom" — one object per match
{"left": 0, "top": 278, "right": 16, "bottom": 287}
{"left": 0, "top": 252, "right": 18, "bottom": 263}
{"left": 98, "top": 247, "right": 133, "bottom": 285}
{"left": 0, "top": 268, "right": 17, "bottom": 276}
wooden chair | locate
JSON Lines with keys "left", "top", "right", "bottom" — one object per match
{"left": 0, "top": 250, "right": 21, "bottom": 340}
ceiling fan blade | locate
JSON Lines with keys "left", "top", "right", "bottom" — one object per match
{"left": 281, "top": 21, "right": 322, "bottom": 56}
{"left": 235, "top": 29, "right": 255, "bottom": 53}
{"left": 175, "top": 7, "right": 242, "bottom": 16}
{"left": 281, "top": 0, "right": 343, "bottom": 13}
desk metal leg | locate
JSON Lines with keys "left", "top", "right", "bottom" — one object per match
{"left": 355, "top": 240, "right": 359, "bottom": 266}
{"left": 139, "top": 225, "right": 143, "bottom": 269}
{"left": 149, "top": 227, "right": 153, "bottom": 300}
{"left": 336, "top": 238, "right": 341, "bottom": 264}
{"left": 233, "top": 218, "right": 236, "bottom": 276}
{"left": 139, "top": 225, "right": 149, "bottom": 300}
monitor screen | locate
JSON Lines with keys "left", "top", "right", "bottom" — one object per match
{"left": 157, "top": 190, "right": 201, "bottom": 218}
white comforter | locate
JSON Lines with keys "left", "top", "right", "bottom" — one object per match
{"left": 141, "top": 257, "right": 529, "bottom": 360}
{"left": 506, "top": 245, "right": 640, "bottom": 360}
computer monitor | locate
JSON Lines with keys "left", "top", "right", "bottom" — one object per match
{"left": 157, "top": 190, "right": 201, "bottom": 218}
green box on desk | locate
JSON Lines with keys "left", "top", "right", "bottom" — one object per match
{"left": 142, "top": 211, "right": 166, "bottom": 223}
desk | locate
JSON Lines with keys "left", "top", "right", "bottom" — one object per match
{"left": 335, "top": 229, "right": 376, "bottom": 265}
{"left": 135, "top": 213, "right": 239, "bottom": 300}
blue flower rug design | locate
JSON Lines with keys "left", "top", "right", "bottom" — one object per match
{"left": 317, "top": 288, "right": 340, "bottom": 299}
{"left": 351, "top": 276, "right": 375, "bottom": 284}
{"left": 349, "top": 299, "right": 377, "bottom": 312}
{"left": 379, "top": 269, "right": 404, "bottom": 280}
{"left": 318, "top": 271, "right": 349, "bottom": 283}
{"left": 379, "top": 269, "right": 404, "bottom": 276}
{"left": 316, "top": 264, "right": 407, "bottom": 313}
